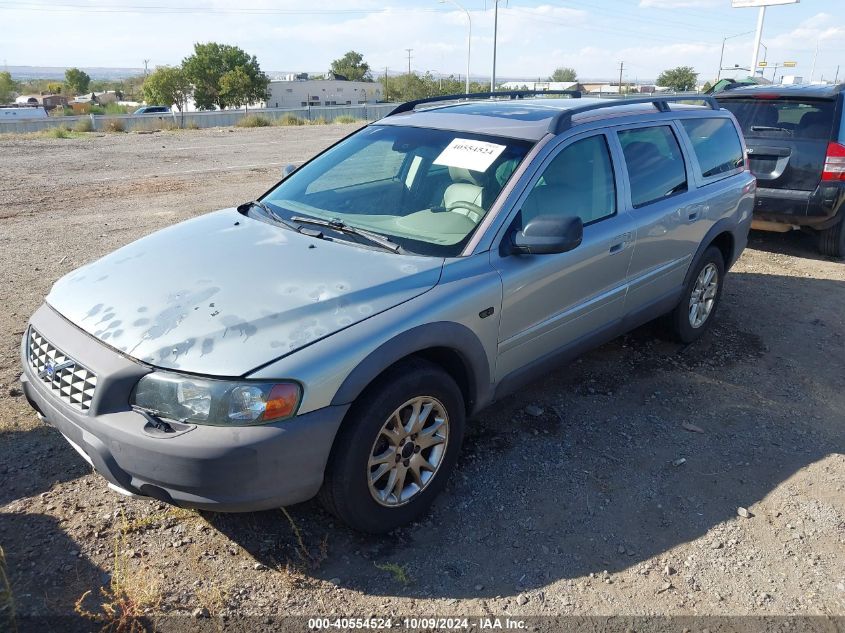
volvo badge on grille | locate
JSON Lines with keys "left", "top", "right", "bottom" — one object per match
{"left": 40, "top": 359, "right": 76, "bottom": 379}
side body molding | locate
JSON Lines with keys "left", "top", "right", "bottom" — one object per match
{"left": 330, "top": 321, "right": 493, "bottom": 415}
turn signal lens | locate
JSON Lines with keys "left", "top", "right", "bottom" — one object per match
{"left": 262, "top": 383, "right": 301, "bottom": 421}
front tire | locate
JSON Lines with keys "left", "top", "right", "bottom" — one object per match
{"left": 665, "top": 246, "right": 725, "bottom": 344}
{"left": 818, "top": 217, "right": 845, "bottom": 259}
{"left": 318, "top": 358, "right": 465, "bottom": 533}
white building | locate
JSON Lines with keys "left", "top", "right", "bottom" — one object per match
{"left": 498, "top": 81, "right": 581, "bottom": 92}
{"left": 264, "top": 76, "right": 383, "bottom": 109}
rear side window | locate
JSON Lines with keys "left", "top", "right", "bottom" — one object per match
{"left": 618, "top": 126, "right": 687, "bottom": 208}
{"left": 680, "top": 117, "right": 744, "bottom": 178}
{"left": 720, "top": 99, "right": 834, "bottom": 140}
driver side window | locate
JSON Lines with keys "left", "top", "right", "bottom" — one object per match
{"left": 520, "top": 135, "right": 616, "bottom": 229}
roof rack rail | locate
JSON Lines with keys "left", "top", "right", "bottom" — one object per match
{"left": 550, "top": 95, "right": 719, "bottom": 134}
{"left": 386, "top": 89, "right": 582, "bottom": 117}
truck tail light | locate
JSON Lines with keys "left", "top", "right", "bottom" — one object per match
{"left": 822, "top": 142, "right": 845, "bottom": 181}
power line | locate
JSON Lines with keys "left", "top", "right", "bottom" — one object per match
{"left": 0, "top": 1, "right": 456, "bottom": 14}
{"left": 508, "top": 7, "right": 717, "bottom": 47}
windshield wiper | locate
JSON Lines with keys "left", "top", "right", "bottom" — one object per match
{"left": 239, "top": 201, "right": 302, "bottom": 232}
{"left": 750, "top": 125, "right": 793, "bottom": 135}
{"left": 290, "top": 216, "right": 401, "bottom": 253}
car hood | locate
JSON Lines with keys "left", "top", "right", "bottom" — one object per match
{"left": 47, "top": 208, "right": 444, "bottom": 376}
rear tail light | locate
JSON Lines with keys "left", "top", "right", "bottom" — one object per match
{"left": 822, "top": 142, "right": 845, "bottom": 181}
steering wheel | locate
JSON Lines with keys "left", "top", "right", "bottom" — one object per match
{"left": 447, "top": 201, "right": 486, "bottom": 222}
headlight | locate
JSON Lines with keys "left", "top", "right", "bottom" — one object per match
{"left": 131, "top": 372, "right": 301, "bottom": 426}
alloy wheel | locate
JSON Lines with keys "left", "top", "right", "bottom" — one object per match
{"left": 367, "top": 396, "right": 449, "bottom": 507}
{"left": 688, "top": 262, "right": 719, "bottom": 328}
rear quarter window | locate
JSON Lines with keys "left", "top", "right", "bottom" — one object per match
{"left": 680, "top": 117, "right": 745, "bottom": 178}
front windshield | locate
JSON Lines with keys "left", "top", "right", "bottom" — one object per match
{"left": 262, "top": 125, "right": 532, "bottom": 256}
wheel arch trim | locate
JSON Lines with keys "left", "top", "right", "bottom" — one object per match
{"left": 329, "top": 321, "right": 492, "bottom": 415}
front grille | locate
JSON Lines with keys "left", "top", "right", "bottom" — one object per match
{"left": 28, "top": 328, "right": 98, "bottom": 412}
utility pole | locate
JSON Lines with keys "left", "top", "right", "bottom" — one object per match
{"left": 405, "top": 49, "right": 413, "bottom": 75}
{"left": 835, "top": 65, "right": 840, "bottom": 83}
{"left": 749, "top": 6, "right": 766, "bottom": 77}
{"left": 490, "top": 0, "right": 500, "bottom": 91}
{"left": 618, "top": 61, "right": 624, "bottom": 95}
{"left": 810, "top": 39, "right": 819, "bottom": 82}
{"left": 143, "top": 59, "right": 150, "bottom": 77}
{"left": 384, "top": 66, "right": 389, "bottom": 102}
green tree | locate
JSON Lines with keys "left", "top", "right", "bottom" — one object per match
{"left": 182, "top": 42, "right": 269, "bottom": 110}
{"left": 656, "top": 66, "right": 698, "bottom": 92}
{"left": 0, "top": 71, "right": 17, "bottom": 103}
{"left": 220, "top": 67, "right": 259, "bottom": 111}
{"left": 64, "top": 67, "right": 91, "bottom": 95}
{"left": 143, "top": 65, "right": 192, "bottom": 121}
{"left": 46, "top": 82, "right": 63, "bottom": 94}
{"left": 387, "top": 72, "right": 487, "bottom": 102}
{"left": 550, "top": 67, "right": 577, "bottom": 82}
{"left": 702, "top": 80, "right": 713, "bottom": 93}
{"left": 329, "top": 50, "right": 372, "bottom": 82}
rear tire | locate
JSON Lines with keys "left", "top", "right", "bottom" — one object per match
{"left": 318, "top": 358, "right": 465, "bottom": 533}
{"left": 818, "top": 217, "right": 845, "bottom": 259}
{"left": 665, "top": 246, "right": 725, "bottom": 344}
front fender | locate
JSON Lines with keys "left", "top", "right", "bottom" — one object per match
{"left": 329, "top": 321, "right": 492, "bottom": 414}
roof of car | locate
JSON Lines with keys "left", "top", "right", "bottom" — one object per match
{"left": 376, "top": 97, "right": 716, "bottom": 141}
{"left": 716, "top": 83, "right": 845, "bottom": 100}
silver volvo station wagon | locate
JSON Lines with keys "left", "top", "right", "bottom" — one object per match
{"left": 21, "top": 92, "right": 755, "bottom": 532}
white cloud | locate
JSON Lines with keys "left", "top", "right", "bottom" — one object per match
{"left": 765, "top": 12, "right": 845, "bottom": 51}
{"left": 638, "top": 0, "right": 724, "bottom": 8}
{"left": 2, "top": 1, "right": 841, "bottom": 82}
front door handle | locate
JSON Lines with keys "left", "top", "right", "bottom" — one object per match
{"left": 609, "top": 232, "right": 633, "bottom": 254}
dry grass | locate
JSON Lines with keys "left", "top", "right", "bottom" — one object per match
{"left": 121, "top": 506, "right": 198, "bottom": 534}
{"left": 275, "top": 113, "right": 306, "bottom": 126}
{"left": 333, "top": 115, "right": 361, "bottom": 124}
{"left": 74, "top": 118, "right": 94, "bottom": 133}
{"left": 74, "top": 512, "right": 162, "bottom": 632}
{"left": 40, "top": 126, "right": 72, "bottom": 139}
{"left": 0, "top": 546, "right": 16, "bottom": 633}
{"left": 102, "top": 119, "right": 126, "bottom": 133}
{"left": 280, "top": 507, "right": 328, "bottom": 569}
{"left": 236, "top": 114, "right": 272, "bottom": 128}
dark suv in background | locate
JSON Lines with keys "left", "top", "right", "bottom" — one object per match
{"left": 717, "top": 84, "right": 845, "bottom": 257}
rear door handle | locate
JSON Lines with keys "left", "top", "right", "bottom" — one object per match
{"left": 687, "top": 211, "right": 699, "bottom": 221}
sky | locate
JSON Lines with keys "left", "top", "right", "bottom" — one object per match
{"left": 2, "top": 0, "right": 844, "bottom": 82}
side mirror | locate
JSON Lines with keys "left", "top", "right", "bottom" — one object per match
{"left": 508, "top": 214, "right": 583, "bottom": 255}
{"left": 281, "top": 164, "right": 297, "bottom": 179}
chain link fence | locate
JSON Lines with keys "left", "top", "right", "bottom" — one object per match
{"left": 0, "top": 103, "right": 398, "bottom": 135}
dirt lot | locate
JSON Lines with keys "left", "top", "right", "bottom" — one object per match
{"left": 0, "top": 126, "right": 843, "bottom": 632}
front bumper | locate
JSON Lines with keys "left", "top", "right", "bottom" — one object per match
{"left": 20, "top": 304, "right": 348, "bottom": 512}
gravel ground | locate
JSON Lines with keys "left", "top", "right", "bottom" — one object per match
{"left": 0, "top": 126, "right": 843, "bottom": 632}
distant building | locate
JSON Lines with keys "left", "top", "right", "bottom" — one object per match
{"left": 72, "top": 91, "right": 120, "bottom": 105}
{"left": 15, "top": 94, "right": 68, "bottom": 110}
{"left": 264, "top": 75, "right": 383, "bottom": 109}
{"left": 498, "top": 81, "right": 584, "bottom": 93}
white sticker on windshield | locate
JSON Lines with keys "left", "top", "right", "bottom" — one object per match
{"left": 433, "top": 138, "right": 507, "bottom": 173}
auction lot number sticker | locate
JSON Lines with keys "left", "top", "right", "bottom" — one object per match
{"left": 433, "top": 138, "right": 507, "bottom": 173}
